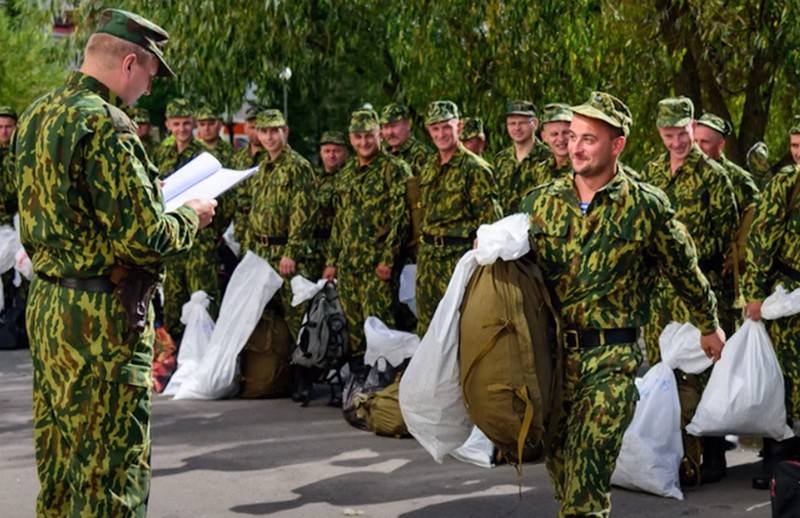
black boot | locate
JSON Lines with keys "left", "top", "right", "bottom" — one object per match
{"left": 700, "top": 436, "right": 727, "bottom": 484}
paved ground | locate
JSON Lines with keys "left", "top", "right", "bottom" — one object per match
{"left": 0, "top": 349, "right": 774, "bottom": 517}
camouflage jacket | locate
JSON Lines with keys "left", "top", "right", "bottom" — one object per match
{"left": 12, "top": 72, "right": 198, "bottom": 278}
{"left": 528, "top": 167, "right": 718, "bottom": 333}
{"left": 493, "top": 139, "right": 552, "bottom": 214}
{"left": 203, "top": 137, "right": 234, "bottom": 166}
{"left": 244, "top": 145, "right": 316, "bottom": 261}
{"left": 386, "top": 136, "right": 431, "bottom": 176}
{"left": 419, "top": 144, "right": 502, "bottom": 239}
{"left": 0, "top": 145, "right": 16, "bottom": 225}
{"left": 719, "top": 154, "right": 760, "bottom": 215}
{"left": 640, "top": 144, "right": 738, "bottom": 269}
{"left": 140, "top": 134, "right": 160, "bottom": 161}
{"left": 229, "top": 144, "right": 266, "bottom": 242}
{"left": 153, "top": 135, "right": 207, "bottom": 177}
{"left": 742, "top": 164, "right": 800, "bottom": 299}
{"left": 326, "top": 153, "right": 410, "bottom": 268}
{"left": 313, "top": 166, "right": 343, "bottom": 245}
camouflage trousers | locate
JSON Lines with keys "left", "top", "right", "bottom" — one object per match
{"left": 545, "top": 342, "right": 640, "bottom": 518}
{"left": 27, "top": 277, "right": 154, "bottom": 517}
{"left": 337, "top": 260, "right": 395, "bottom": 357}
{"left": 163, "top": 242, "right": 220, "bottom": 338}
{"left": 415, "top": 243, "right": 469, "bottom": 336}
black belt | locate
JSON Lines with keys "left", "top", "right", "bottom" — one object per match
{"left": 313, "top": 231, "right": 331, "bottom": 240}
{"left": 256, "top": 234, "right": 288, "bottom": 246}
{"left": 37, "top": 273, "right": 115, "bottom": 294}
{"left": 775, "top": 260, "right": 800, "bottom": 283}
{"left": 421, "top": 234, "right": 474, "bottom": 247}
{"left": 563, "top": 327, "right": 638, "bottom": 349}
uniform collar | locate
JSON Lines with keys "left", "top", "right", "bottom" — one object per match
{"left": 551, "top": 164, "right": 629, "bottom": 205}
{"left": 68, "top": 72, "right": 126, "bottom": 111}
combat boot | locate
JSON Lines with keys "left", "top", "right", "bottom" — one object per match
{"left": 700, "top": 436, "right": 727, "bottom": 484}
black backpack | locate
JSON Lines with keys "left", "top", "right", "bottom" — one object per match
{"left": 291, "top": 282, "right": 348, "bottom": 371}
{"left": 772, "top": 460, "right": 800, "bottom": 518}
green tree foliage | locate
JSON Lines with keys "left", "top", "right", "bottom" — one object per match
{"left": 68, "top": 0, "right": 799, "bottom": 166}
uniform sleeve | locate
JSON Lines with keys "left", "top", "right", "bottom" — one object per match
{"left": 285, "top": 161, "right": 316, "bottom": 260}
{"left": 697, "top": 164, "right": 739, "bottom": 262}
{"left": 741, "top": 173, "right": 789, "bottom": 301}
{"left": 325, "top": 182, "right": 343, "bottom": 268}
{"left": 649, "top": 208, "right": 719, "bottom": 334}
{"left": 470, "top": 162, "right": 503, "bottom": 226}
{"left": 379, "top": 161, "right": 411, "bottom": 267}
{"left": 83, "top": 119, "right": 198, "bottom": 266}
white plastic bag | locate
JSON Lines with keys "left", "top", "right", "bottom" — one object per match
{"left": 222, "top": 221, "right": 240, "bottom": 257}
{"left": 611, "top": 362, "right": 684, "bottom": 500}
{"left": 659, "top": 322, "right": 712, "bottom": 374}
{"left": 449, "top": 426, "right": 495, "bottom": 469}
{"left": 163, "top": 291, "right": 216, "bottom": 396}
{"left": 399, "top": 213, "right": 531, "bottom": 462}
{"left": 398, "top": 264, "right": 417, "bottom": 317}
{"left": 173, "top": 252, "right": 283, "bottom": 400}
{"left": 290, "top": 275, "right": 327, "bottom": 307}
{"left": 761, "top": 285, "right": 800, "bottom": 320}
{"left": 686, "top": 319, "right": 794, "bottom": 440}
{"left": 363, "top": 316, "right": 420, "bottom": 371}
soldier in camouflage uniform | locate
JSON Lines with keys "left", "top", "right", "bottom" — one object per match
{"left": 230, "top": 106, "right": 266, "bottom": 245}
{"left": 460, "top": 116, "right": 487, "bottom": 157}
{"left": 747, "top": 141, "right": 771, "bottom": 189}
{"left": 154, "top": 99, "right": 220, "bottom": 338}
{"left": 195, "top": 105, "right": 234, "bottom": 166}
{"left": 131, "top": 107, "right": 159, "bottom": 158}
{"left": 493, "top": 100, "right": 553, "bottom": 214}
{"left": 640, "top": 97, "right": 739, "bottom": 486}
{"left": 416, "top": 101, "right": 502, "bottom": 336}
{"left": 527, "top": 91, "right": 724, "bottom": 518}
{"left": 743, "top": 161, "right": 800, "bottom": 489}
{"left": 12, "top": 10, "right": 216, "bottom": 515}
{"left": 0, "top": 106, "right": 17, "bottom": 225}
{"left": 308, "top": 130, "right": 348, "bottom": 278}
{"left": 519, "top": 104, "right": 573, "bottom": 213}
{"left": 323, "top": 111, "right": 410, "bottom": 358}
{"left": 243, "top": 109, "right": 316, "bottom": 338}
{"left": 380, "top": 102, "right": 431, "bottom": 176}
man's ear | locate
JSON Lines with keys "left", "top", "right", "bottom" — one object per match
{"left": 121, "top": 54, "right": 137, "bottom": 76}
{"left": 612, "top": 135, "right": 627, "bottom": 158}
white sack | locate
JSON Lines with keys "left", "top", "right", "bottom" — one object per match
{"left": 449, "top": 426, "right": 495, "bottom": 469}
{"left": 761, "top": 285, "right": 800, "bottom": 320}
{"left": 290, "top": 275, "right": 327, "bottom": 307}
{"left": 363, "top": 316, "right": 420, "bottom": 371}
{"left": 398, "top": 264, "right": 417, "bottom": 317}
{"left": 173, "top": 252, "right": 283, "bottom": 399}
{"left": 163, "top": 291, "right": 216, "bottom": 396}
{"left": 658, "top": 322, "right": 712, "bottom": 374}
{"left": 686, "top": 319, "right": 794, "bottom": 440}
{"left": 222, "top": 221, "right": 240, "bottom": 257}
{"left": 399, "top": 213, "right": 531, "bottom": 463}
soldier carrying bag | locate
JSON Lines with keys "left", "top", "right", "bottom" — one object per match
{"left": 459, "top": 253, "right": 563, "bottom": 468}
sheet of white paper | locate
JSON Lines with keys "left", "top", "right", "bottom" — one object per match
{"left": 165, "top": 166, "right": 258, "bottom": 212}
{"left": 161, "top": 152, "right": 222, "bottom": 201}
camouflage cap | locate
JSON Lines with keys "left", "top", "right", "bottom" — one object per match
{"left": 244, "top": 104, "right": 262, "bottom": 121}
{"left": 0, "top": 105, "right": 17, "bottom": 120}
{"left": 380, "top": 102, "right": 411, "bottom": 124}
{"left": 656, "top": 96, "right": 694, "bottom": 128}
{"left": 570, "top": 91, "right": 633, "bottom": 136}
{"left": 425, "top": 100, "right": 460, "bottom": 125}
{"left": 165, "top": 98, "right": 193, "bottom": 119}
{"left": 541, "top": 103, "right": 572, "bottom": 124}
{"left": 506, "top": 100, "right": 537, "bottom": 117}
{"left": 460, "top": 117, "right": 485, "bottom": 141}
{"left": 746, "top": 141, "right": 769, "bottom": 172}
{"left": 131, "top": 107, "right": 150, "bottom": 124}
{"left": 255, "top": 109, "right": 287, "bottom": 129}
{"left": 94, "top": 9, "right": 175, "bottom": 78}
{"left": 349, "top": 109, "right": 380, "bottom": 133}
{"left": 697, "top": 112, "right": 732, "bottom": 136}
{"left": 194, "top": 105, "right": 219, "bottom": 121}
{"left": 790, "top": 115, "right": 800, "bottom": 135}
{"left": 320, "top": 130, "right": 347, "bottom": 146}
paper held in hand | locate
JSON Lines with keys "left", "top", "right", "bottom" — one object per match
{"left": 162, "top": 152, "right": 258, "bottom": 212}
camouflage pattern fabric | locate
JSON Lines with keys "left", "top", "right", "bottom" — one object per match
{"left": 155, "top": 137, "right": 221, "bottom": 336}
{"left": 719, "top": 154, "right": 759, "bottom": 217}
{"left": 203, "top": 136, "right": 234, "bottom": 166}
{"left": 243, "top": 144, "right": 317, "bottom": 338}
{"left": 527, "top": 168, "right": 718, "bottom": 517}
{"left": 307, "top": 164, "right": 343, "bottom": 279}
{"left": 742, "top": 164, "right": 800, "bottom": 423}
{"left": 326, "top": 152, "right": 411, "bottom": 354}
{"left": 0, "top": 144, "right": 16, "bottom": 225}
{"left": 13, "top": 71, "right": 198, "bottom": 516}
{"left": 517, "top": 155, "right": 572, "bottom": 212}
{"left": 384, "top": 135, "right": 431, "bottom": 177}
{"left": 416, "top": 144, "right": 501, "bottom": 335}
{"left": 202, "top": 137, "right": 236, "bottom": 239}
{"left": 230, "top": 145, "right": 266, "bottom": 244}
{"left": 493, "top": 140, "right": 552, "bottom": 214}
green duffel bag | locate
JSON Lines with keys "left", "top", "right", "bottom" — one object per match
{"left": 362, "top": 374, "right": 410, "bottom": 438}
{"left": 239, "top": 307, "right": 292, "bottom": 398}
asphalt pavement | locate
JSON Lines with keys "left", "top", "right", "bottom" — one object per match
{"left": 0, "top": 349, "right": 773, "bottom": 517}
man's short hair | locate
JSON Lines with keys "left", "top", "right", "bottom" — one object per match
{"left": 84, "top": 33, "right": 156, "bottom": 70}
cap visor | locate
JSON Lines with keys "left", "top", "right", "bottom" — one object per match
{"left": 146, "top": 41, "right": 175, "bottom": 78}
{"left": 425, "top": 115, "right": 456, "bottom": 126}
{"left": 656, "top": 117, "right": 692, "bottom": 129}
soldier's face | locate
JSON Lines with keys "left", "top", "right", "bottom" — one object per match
{"left": 569, "top": 115, "right": 625, "bottom": 178}
{"left": 349, "top": 130, "right": 381, "bottom": 160}
{"left": 258, "top": 126, "right": 288, "bottom": 154}
{"left": 694, "top": 125, "right": 725, "bottom": 160}
{"left": 427, "top": 119, "right": 461, "bottom": 153}
{"left": 506, "top": 115, "right": 536, "bottom": 144}
{"left": 381, "top": 119, "right": 411, "bottom": 149}
{"left": 135, "top": 122, "right": 150, "bottom": 139}
{"left": 197, "top": 119, "right": 220, "bottom": 142}
{"left": 658, "top": 123, "right": 695, "bottom": 160}
{"left": 541, "top": 121, "right": 571, "bottom": 159}
{"left": 0, "top": 116, "right": 16, "bottom": 146}
{"left": 790, "top": 134, "right": 800, "bottom": 165}
{"left": 120, "top": 54, "right": 158, "bottom": 105}
{"left": 462, "top": 137, "right": 486, "bottom": 156}
{"left": 168, "top": 117, "right": 195, "bottom": 145}
{"left": 320, "top": 143, "right": 348, "bottom": 172}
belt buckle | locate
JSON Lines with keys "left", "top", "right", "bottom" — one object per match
{"left": 434, "top": 236, "right": 445, "bottom": 247}
{"left": 597, "top": 329, "right": 607, "bottom": 347}
{"left": 564, "top": 329, "right": 580, "bottom": 350}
